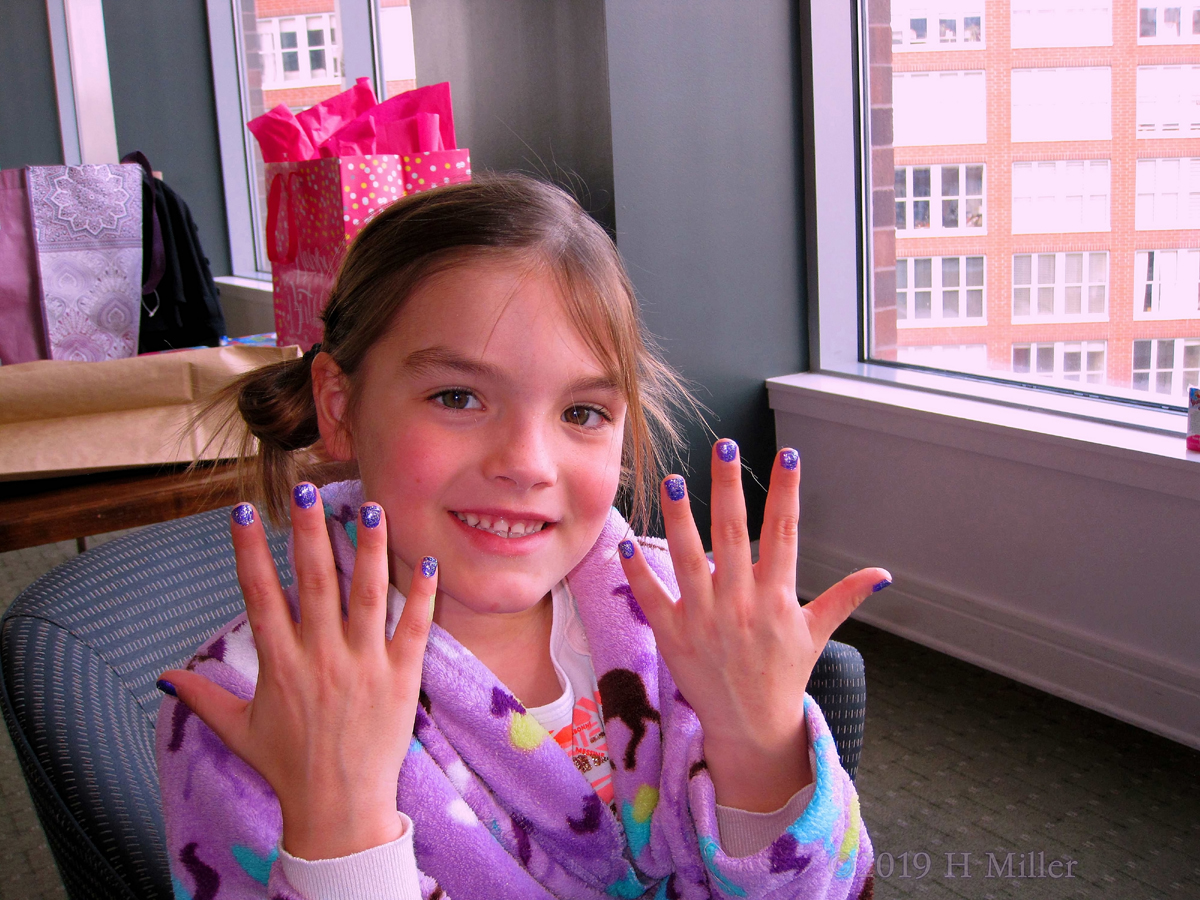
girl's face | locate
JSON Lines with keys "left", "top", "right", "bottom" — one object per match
{"left": 320, "top": 257, "right": 628, "bottom": 619}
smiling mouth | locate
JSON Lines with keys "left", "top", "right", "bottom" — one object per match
{"left": 452, "top": 511, "right": 549, "bottom": 538}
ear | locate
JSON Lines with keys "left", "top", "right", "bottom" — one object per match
{"left": 311, "top": 351, "right": 355, "bottom": 461}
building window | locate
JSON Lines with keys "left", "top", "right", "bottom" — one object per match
{"left": 895, "top": 164, "right": 985, "bottom": 233}
{"left": 896, "top": 256, "right": 986, "bottom": 324}
{"left": 1012, "top": 252, "right": 1108, "bottom": 320}
{"left": 1012, "top": 341, "right": 1107, "bottom": 383}
{"left": 892, "top": 71, "right": 987, "bottom": 146}
{"left": 1132, "top": 338, "right": 1200, "bottom": 395}
{"left": 1134, "top": 249, "right": 1200, "bottom": 317}
{"left": 891, "top": 1, "right": 985, "bottom": 50}
{"left": 1137, "top": 66, "right": 1200, "bottom": 136}
{"left": 259, "top": 14, "right": 341, "bottom": 93}
{"left": 1135, "top": 158, "right": 1200, "bottom": 230}
{"left": 1011, "top": 68, "right": 1112, "bottom": 142}
{"left": 1138, "top": 4, "right": 1200, "bottom": 43}
{"left": 1012, "top": 160, "right": 1111, "bottom": 233}
{"left": 1011, "top": 0, "right": 1113, "bottom": 47}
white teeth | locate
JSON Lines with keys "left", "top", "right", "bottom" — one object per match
{"left": 453, "top": 512, "right": 547, "bottom": 538}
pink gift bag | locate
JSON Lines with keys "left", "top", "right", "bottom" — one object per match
{"left": 265, "top": 150, "right": 471, "bottom": 350}
{"left": 0, "top": 169, "right": 47, "bottom": 365}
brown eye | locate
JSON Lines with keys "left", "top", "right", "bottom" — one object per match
{"left": 434, "top": 389, "right": 480, "bottom": 410}
{"left": 563, "top": 405, "right": 607, "bottom": 428}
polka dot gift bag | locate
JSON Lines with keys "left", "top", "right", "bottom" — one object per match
{"left": 250, "top": 82, "right": 471, "bottom": 351}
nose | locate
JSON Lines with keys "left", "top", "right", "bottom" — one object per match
{"left": 482, "top": 412, "right": 558, "bottom": 491}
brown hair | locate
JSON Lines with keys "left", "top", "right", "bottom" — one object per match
{"left": 211, "top": 174, "right": 698, "bottom": 528}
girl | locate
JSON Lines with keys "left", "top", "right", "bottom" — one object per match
{"left": 156, "top": 175, "right": 889, "bottom": 900}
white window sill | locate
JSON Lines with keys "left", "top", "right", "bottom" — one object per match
{"left": 215, "top": 275, "right": 274, "bottom": 337}
{"left": 767, "top": 364, "right": 1199, "bottom": 502}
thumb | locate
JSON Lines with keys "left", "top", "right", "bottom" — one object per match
{"left": 158, "top": 668, "right": 250, "bottom": 755}
{"left": 803, "top": 567, "right": 892, "bottom": 649}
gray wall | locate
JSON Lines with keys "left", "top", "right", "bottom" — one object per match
{"left": 0, "top": 3, "right": 64, "bottom": 168}
{"left": 103, "top": 0, "right": 231, "bottom": 275}
{"left": 605, "top": 1, "right": 806, "bottom": 538}
{"left": 411, "top": 0, "right": 616, "bottom": 232}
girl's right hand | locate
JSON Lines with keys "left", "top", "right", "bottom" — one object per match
{"left": 158, "top": 486, "right": 437, "bottom": 861}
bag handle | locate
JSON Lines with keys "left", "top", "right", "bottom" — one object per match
{"left": 266, "top": 171, "right": 299, "bottom": 265}
{"left": 120, "top": 150, "right": 166, "bottom": 295}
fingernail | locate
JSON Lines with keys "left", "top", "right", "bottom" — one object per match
{"left": 293, "top": 482, "right": 318, "bottom": 509}
{"left": 231, "top": 503, "right": 255, "bottom": 527}
{"left": 618, "top": 539, "right": 636, "bottom": 559}
{"left": 156, "top": 679, "right": 177, "bottom": 697}
{"left": 360, "top": 503, "right": 382, "bottom": 528}
{"left": 421, "top": 556, "right": 438, "bottom": 578}
{"left": 780, "top": 448, "right": 799, "bottom": 470}
{"left": 872, "top": 579, "right": 892, "bottom": 593}
{"left": 716, "top": 439, "right": 738, "bottom": 463}
{"left": 664, "top": 475, "right": 686, "bottom": 502}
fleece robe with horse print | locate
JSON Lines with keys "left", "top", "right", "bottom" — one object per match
{"left": 157, "top": 480, "right": 875, "bottom": 899}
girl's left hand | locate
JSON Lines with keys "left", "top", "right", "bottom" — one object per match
{"left": 618, "top": 440, "right": 890, "bottom": 813}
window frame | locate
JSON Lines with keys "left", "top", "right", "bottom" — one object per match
{"left": 802, "top": 0, "right": 1193, "bottom": 422}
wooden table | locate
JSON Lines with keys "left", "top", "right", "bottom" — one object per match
{"left": 0, "top": 460, "right": 355, "bottom": 553}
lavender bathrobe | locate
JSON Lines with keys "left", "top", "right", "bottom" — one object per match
{"left": 157, "top": 480, "right": 874, "bottom": 899}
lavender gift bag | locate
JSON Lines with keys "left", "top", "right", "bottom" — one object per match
{"left": 26, "top": 164, "right": 143, "bottom": 361}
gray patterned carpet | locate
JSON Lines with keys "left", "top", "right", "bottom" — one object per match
{"left": 2, "top": 538, "right": 1197, "bottom": 899}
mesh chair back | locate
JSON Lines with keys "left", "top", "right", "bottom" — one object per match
{"left": 0, "top": 509, "right": 289, "bottom": 900}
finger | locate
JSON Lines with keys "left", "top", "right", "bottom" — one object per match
{"left": 755, "top": 448, "right": 801, "bottom": 590}
{"left": 803, "top": 568, "right": 892, "bottom": 649}
{"left": 346, "top": 503, "right": 391, "bottom": 653}
{"left": 616, "top": 538, "right": 679, "bottom": 645}
{"left": 659, "top": 474, "right": 713, "bottom": 613}
{"left": 229, "top": 502, "right": 297, "bottom": 667}
{"left": 388, "top": 555, "right": 437, "bottom": 681}
{"left": 708, "top": 439, "right": 753, "bottom": 593}
{"left": 157, "top": 669, "right": 251, "bottom": 759}
{"left": 289, "top": 482, "right": 342, "bottom": 646}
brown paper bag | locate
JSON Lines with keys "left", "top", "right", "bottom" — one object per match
{"left": 0, "top": 344, "right": 301, "bottom": 480}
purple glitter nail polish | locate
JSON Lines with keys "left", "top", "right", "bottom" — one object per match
{"left": 780, "top": 448, "right": 799, "bottom": 470}
{"left": 421, "top": 556, "right": 438, "bottom": 578}
{"left": 293, "top": 482, "right": 318, "bottom": 510}
{"left": 156, "top": 679, "right": 177, "bottom": 697}
{"left": 716, "top": 439, "right": 738, "bottom": 463}
{"left": 231, "top": 503, "right": 255, "bottom": 527}
{"left": 360, "top": 504, "right": 382, "bottom": 528}
{"left": 872, "top": 579, "right": 892, "bottom": 593}
{"left": 664, "top": 475, "right": 686, "bottom": 502}
{"left": 619, "top": 539, "right": 635, "bottom": 559}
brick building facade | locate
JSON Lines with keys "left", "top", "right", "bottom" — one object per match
{"left": 874, "top": 0, "right": 1200, "bottom": 401}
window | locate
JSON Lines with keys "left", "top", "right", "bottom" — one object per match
{"left": 894, "top": 164, "right": 985, "bottom": 233}
{"left": 1137, "top": 67, "right": 1200, "bottom": 137}
{"left": 892, "top": 71, "right": 987, "bottom": 146}
{"left": 895, "top": 344, "right": 989, "bottom": 371}
{"left": 1138, "top": 4, "right": 1200, "bottom": 43}
{"left": 896, "top": 256, "right": 986, "bottom": 324}
{"left": 1135, "top": 158, "right": 1200, "bottom": 230}
{"left": 258, "top": 14, "right": 341, "bottom": 92}
{"left": 1011, "top": 1, "right": 1113, "bottom": 47}
{"left": 1012, "top": 160, "right": 1111, "bottom": 233}
{"left": 891, "top": 1, "right": 984, "bottom": 50}
{"left": 1134, "top": 249, "right": 1200, "bottom": 318}
{"left": 1012, "top": 252, "right": 1108, "bottom": 320}
{"left": 379, "top": 0, "right": 418, "bottom": 98}
{"left": 208, "top": 2, "right": 418, "bottom": 277}
{"left": 1011, "top": 68, "right": 1112, "bottom": 142}
{"left": 1012, "top": 341, "right": 1107, "bottom": 383}
{"left": 1132, "top": 338, "right": 1200, "bottom": 395}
